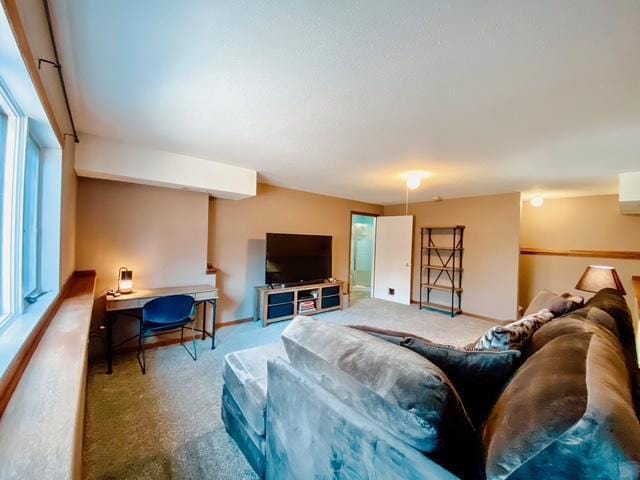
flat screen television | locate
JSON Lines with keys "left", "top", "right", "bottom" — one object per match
{"left": 265, "top": 233, "right": 332, "bottom": 285}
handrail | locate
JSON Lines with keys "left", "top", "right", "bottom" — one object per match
{"left": 520, "top": 247, "right": 640, "bottom": 261}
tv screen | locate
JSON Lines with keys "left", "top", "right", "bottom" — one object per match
{"left": 266, "top": 233, "right": 332, "bottom": 285}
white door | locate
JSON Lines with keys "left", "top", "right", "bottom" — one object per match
{"left": 373, "top": 215, "right": 414, "bottom": 304}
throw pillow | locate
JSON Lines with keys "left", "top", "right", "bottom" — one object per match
{"left": 350, "top": 325, "right": 522, "bottom": 428}
{"left": 523, "top": 289, "right": 584, "bottom": 317}
{"left": 471, "top": 309, "right": 554, "bottom": 351}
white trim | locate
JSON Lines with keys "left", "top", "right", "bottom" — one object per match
{"left": 0, "top": 77, "right": 27, "bottom": 318}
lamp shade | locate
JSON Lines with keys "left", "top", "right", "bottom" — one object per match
{"left": 574, "top": 265, "right": 626, "bottom": 295}
{"left": 118, "top": 267, "right": 133, "bottom": 294}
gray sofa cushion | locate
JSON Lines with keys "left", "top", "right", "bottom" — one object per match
{"left": 584, "top": 288, "right": 640, "bottom": 415}
{"left": 281, "top": 315, "right": 478, "bottom": 476}
{"left": 483, "top": 329, "right": 640, "bottom": 480}
{"left": 349, "top": 325, "right": 522, "bottom": 428}
{"left": 266, "top": 357, "right": 460, "bottom": 480}
{"left": 222, "top": 342, "right": 286, "bottom": 437}
{"left": 221, "top": 386, "right": 266, "bottom": 477}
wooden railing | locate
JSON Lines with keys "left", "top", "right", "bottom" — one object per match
{"left": 520, "top": 248, "right": 640, "bottom": 261}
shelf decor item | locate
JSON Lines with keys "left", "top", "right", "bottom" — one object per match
{"left": 419, "top": 226, "right": 465, "bottom": 317}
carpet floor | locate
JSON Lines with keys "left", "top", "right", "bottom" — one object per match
{"left": 82, "top": 298, "right": 498, "bottom": 480}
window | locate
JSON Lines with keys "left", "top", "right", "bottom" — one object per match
{"left": 0, "top": 76, "right": 60, "bottom": 328}
{"left": 0, "top": 13, "right": 62, "bottom": 384}
{"left": 0, "top": 110, "right": 6, "bottom": 313}
{"left": 22, "top": 135, "right": 41, "bottom": 302}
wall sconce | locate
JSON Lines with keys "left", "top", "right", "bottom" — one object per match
{"left": 118, "top": 267, "right": 133, "bottom": 294}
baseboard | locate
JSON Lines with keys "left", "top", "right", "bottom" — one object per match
{"left": 217, "top": 317, "right": 254, "bottom": 328}
{"left": 410, "top": 299, "right": 498, "bottom": 323}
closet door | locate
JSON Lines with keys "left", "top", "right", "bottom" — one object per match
{"left": 373, "top": 215, "right": 413, "bottom": 305}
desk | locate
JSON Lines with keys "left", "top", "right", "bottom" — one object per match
{"left": 105, "top": 284, "right": 218, "bottom": 374}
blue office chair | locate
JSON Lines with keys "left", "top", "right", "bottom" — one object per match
{"left": 137, "top": 294, "right": 197, "bottom": 374}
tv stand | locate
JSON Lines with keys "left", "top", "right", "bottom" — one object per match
{"left": 254, "top": 280, "right": 344, "bottom": 327}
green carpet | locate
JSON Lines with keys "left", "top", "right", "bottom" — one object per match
{"left": 82, "top": 298, "right": 498, "bottom": 479}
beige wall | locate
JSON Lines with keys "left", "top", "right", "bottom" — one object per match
{"left": 75, "top": 178, "right": 211, "bottom": 353}
{"left": 519, "top": 194, "right": 640, "bottom": 311}
{"left": 384, "top": 193, "right": 521, "bottom": 320}
{"left": 209, "top": 183, "right": 383, "bottom": 324}
{"left": 60, "top": 137, "right": 77, "bottom": 283}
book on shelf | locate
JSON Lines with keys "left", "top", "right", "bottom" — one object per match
{"left": 299, "top": 300, "right": 317, "bottom": 313}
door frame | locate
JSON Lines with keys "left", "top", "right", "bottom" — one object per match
{"left": 347, "top": 211, "right": 379, "bottom": 299}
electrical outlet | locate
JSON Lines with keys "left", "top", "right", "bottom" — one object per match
{"left": 388, "top": 288, "right": 395, "bottom": 295}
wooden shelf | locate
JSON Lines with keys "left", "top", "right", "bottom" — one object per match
{"left": 420, "top": 225, "right": 464, "bottom": 317}
{"left": 423, "top": 265, "right": 463, "bottom": 272}
{"left": 421, "top": 283, "right": 463, "bottom": 293}
{"left": 421, "top": 301, "right": 462, "bottom": 314}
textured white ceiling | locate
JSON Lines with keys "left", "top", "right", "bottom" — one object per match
{"left": 51, "top": 1, "right": 640, "bottom": 204}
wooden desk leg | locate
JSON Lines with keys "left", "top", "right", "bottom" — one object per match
{"left": 211, "top": 299, "right": 217, "bottom": 350}
{"left": 106, "top": 313, "right": 114, "bottom": 375}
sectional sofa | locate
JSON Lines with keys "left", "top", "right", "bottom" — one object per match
{"left": 222, "top": 289, "right": 640, "bottom": 479}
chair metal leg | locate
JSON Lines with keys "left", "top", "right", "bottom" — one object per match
{"left": 180, "top": 322, "right": 197, "bottom": 361}
{"left": 192, "top": 320, "right": 197, "bottom": 360}
{"left": 137, "top": 322, "right": 146, "bottom": 374}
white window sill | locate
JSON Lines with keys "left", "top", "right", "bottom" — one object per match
{"left": 0, "top": 290, "right": 58, "bottom": 383}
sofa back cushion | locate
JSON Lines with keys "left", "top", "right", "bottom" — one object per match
{"left": 348, "top": 324, "right": 522, "bottom": 429}
{"left": 482, "top": 329, "right": 640, "bottom": 480}
{"left": 585, "top": 288, "right": 640, "bottom": 414}
{"left": 281, "top": 316, "right": 481, "bottom": 478}
{"left": 523, "top": 289, "right": 584, "bottom": 317}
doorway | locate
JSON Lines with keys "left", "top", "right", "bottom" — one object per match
{"left": 349, "top": 213, "right": 377, "bottom": 303}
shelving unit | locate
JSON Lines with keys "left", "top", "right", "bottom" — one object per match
{"left": 420, "top": 226, "right": 465, "bottom": 317}
{"left": 254, "top": 281, "right": 344, "bottom": 326}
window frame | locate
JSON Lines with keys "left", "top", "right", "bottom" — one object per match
{"left": 0, "top": 77, "right": 28, "bottom": 324}
{"left": 22, "top": 132, "right": 43, "bottom": 304}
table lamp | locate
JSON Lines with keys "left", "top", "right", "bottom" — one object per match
{"left": 574, "top": 265, "right": 626, "bottom": 295}
{"left": 118, "top": 267, "right": 133, "bottom": 294}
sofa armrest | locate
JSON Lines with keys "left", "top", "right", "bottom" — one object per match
{"left": 265, "top": 358, "right": 458, "bottom": 480}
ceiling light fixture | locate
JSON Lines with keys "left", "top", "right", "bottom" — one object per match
{"left": 406, "top": 172, "right": 422, "bottom": 190}
{"left": 530, "top": 196, "right": 544, "bottom": 208}
{"left": 405, "top": 172, "right": 425, "bottom": 215}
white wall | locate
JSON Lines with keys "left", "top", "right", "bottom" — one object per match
{"left": 75, "top": 133, "right": 257, "bottom": 200}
